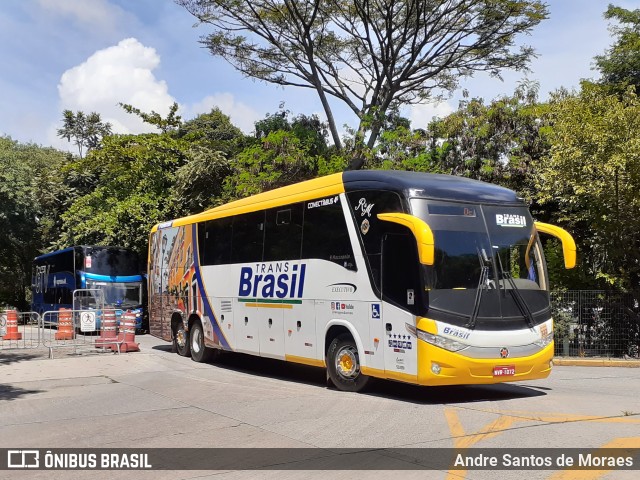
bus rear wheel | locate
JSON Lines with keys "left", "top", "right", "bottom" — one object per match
{"left": 190, "top": 321, "right": 213, "bottom": 363}
{"left": 173, "top": 322, "right": 191, "bottom": 357}
{"left": 327, "top": 334, "right": 370, "bottom": 392}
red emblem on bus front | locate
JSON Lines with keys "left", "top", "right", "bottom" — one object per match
{"left": 500, "top": 347, "right": 509, "bottom": 358}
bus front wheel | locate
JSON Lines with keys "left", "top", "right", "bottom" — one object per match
{"left": 173, "top": 322, "right": 191, "bottom": 357}
{"left": 327, "top": 334, "right": 371, "bottom": 392}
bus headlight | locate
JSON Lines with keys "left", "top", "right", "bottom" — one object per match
{"left": 533, "top": 331, "right": 554, "bottom": 348}
{"left": 405, "top": 323, "right": 467, "bottom": 352}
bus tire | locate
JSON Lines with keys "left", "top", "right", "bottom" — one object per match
{"left": 327, "top": 333, "right": 370, "bottom": 392}
{"left": 173, "top": 321, "right": 191, "bottom": 357}
{"left": 190, "top": 321, "right": 213, "bottom": 363}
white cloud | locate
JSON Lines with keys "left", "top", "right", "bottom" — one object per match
{"left": 187, "top": 93, "right": 262, "bottom": 134}
{"left": 37, "top": 0, "right": 127, "bottom": 34}
{"left": 407, "top": 101, "right": 455, "bottom": 129}
{"left": 53, "top": 38, "right": 176, "bottom": 146}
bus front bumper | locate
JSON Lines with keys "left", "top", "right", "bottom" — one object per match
{"left": 417, "top": 341, "right": 555, "bottom": 387}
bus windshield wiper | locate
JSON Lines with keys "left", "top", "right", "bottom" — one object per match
{"left": 495, "top": 252, "right": 535, "bottom": 329}
{"left": 465, "top": 248, "right": 490, "bottom": 330}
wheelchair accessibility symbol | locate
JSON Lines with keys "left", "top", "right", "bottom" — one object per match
{"left": 371, "top": 303, "right": 381, "bottom": 319}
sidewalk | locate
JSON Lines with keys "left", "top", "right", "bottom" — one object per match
{"left": 553, "top": 356, "right": 640, "bottom": 367}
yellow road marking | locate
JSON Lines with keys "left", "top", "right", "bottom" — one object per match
{"left": 443, "top": 408, "right": 639, "bottom": 480}
{"left": 547, "top": 437, "right": 640, "bottom": 480}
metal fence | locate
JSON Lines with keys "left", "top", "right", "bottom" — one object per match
{"left": 551, "top": 291, "right": 640, "bottom": 358}
{"left": 1, "top": 308, "right": 136, "bottom": 358}
{"left": 4, "top": 291, "right": 640, "bottom": 359}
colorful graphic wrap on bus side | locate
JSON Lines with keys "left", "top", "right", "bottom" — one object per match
{"left": 238, "top": 263, "right": 306, "bottom": 300}
{"left": 191, "top": 224, "right": 231, "bottom": 349}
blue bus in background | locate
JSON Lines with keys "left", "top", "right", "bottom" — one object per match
{"left": 31, "top": 246, "right": 147, "bottom": 331}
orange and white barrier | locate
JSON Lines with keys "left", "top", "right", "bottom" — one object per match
{"left": 114, "top": 310, "right": 139, "bottom": 353}
{"left": 95, "top": 310, "right": 118, "bottom": 348}
{"left": 55, "top": 308, "right": 74, "bottom": 340}
{"left": 1, "top": 309, "right": 22, "bottom": 340}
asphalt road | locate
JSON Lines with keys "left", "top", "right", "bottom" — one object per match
{"left": 1, "top": 334, "right": 639, "bottom": 480}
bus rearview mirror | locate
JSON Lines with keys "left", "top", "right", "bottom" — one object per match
{"left": 377, "top": 213, "right": 435, "bottom": 265}
{"left": 534, "top": 222, "right": 577, "bottom": 269}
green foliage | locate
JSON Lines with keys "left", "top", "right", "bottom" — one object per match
{"left": 537, "top": 83, "right": 640, "bottom": 289}
{"left": 177, "top": 107, "right": 245, "bottom": 155}
{"left": 594, "top": 5, "right": 640, "bottom": 91}
{"left": 0, "top": 137, "right": 69, "bottom": 308}
{"left": 254, "top": 108, "right": 329, "bottom": 157}
{"left": 57, "top": 110, "right": 112, "bottom": 158}
{"left": 58, "top": 133, "right": 190, "bottom": 255}
{"left": 429, "top": 82, "right": 550, "bottom": 196}
{"left": 173, "top": 147, "right": 230, "bottom": 213}
{"left": 223, "top": 130, "right": 318, "bottom": 200}
{"left": 119, "top": 102, "right": 182, "bottom": 133}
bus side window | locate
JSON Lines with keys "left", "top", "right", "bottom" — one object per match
{"left": 200, "top": 217, "right": 233, "bottom": 266}
{"left": 231, "top": 211, "right": 265, "bottom": 264}
{"left": 264, "top": 204, "right": 303, "bottom": 262}
{"left": 302, "top": 198, "right": 356, "bottom": 270}
{"left": 347, "top": 190, "right": 404, "bottom": 290}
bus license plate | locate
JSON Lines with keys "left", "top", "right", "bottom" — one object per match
{"left": 493, "top": 365, "right": 515, "bottom": 377}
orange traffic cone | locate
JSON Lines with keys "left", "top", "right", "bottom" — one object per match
{"left": 114, "top": 310, "right": 139, "bottom": 352}
{"left": 55, "top": 308, "right": 74, "bottom": 340}
{"left": 2, "top": 309, "right": 22, "bottom": 340}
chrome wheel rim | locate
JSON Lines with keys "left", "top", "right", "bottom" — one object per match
{"left": 335, "top": 345, "right": 359, "bottom": 379}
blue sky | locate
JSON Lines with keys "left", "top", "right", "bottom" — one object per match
{"left": 0, "top": 0, "right": 635, "bottom": 151}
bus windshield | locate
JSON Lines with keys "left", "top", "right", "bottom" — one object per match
{"left": 86, "top": 280, "right": 142, "bottom": 308}
{"left": 410, "top": 199, "right": 549, "bottom": 328}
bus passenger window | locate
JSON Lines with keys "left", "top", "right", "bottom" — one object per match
{"left": 200, "top": 217, "right": 233, "bottom": 266}
{"left": 264, "top": 204, "right": 303, "bottom": 262}
{"left": 231, "top": 211, "right": 265, "bottom": 264}
{"left": 302, "top": 198, "right": 356, "bottom": 270}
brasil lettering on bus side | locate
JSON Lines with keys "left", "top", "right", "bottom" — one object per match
{"left": 238, "top": 262, "right": 306, "bottom": 299}
{"left": 442, "top": 326, "right": 471, "bottom": 340}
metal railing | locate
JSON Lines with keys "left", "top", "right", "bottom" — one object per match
{"left": 551, "top": 291, "right": 640, "bottom": 358}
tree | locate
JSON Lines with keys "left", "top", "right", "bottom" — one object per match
{"left": 57, "top": 133, "right": 189, "bottom": 255}
{"left": 0, "top": 137, "right": 69, "bottom": 309}
{"left": 120, "top": 102, "right": 182, "bottom": 133}
{"left": 57, "top": 110, "right": 112, "bottom": 158}
{"left": 594, "top": 4, "right": 640, "bottom": 91}
{"left": 223, "top": 129, "right": 318, "bottom": 200}
{"left": 254, "top": 108, "right": 330, "bottom": 156}
{"left": 536, "top": 83, "right": 640, "bottom": 289}
{"left": 178, "top": 0, "right": 548, "bottom": 166}
{"left": 429, "top": 82, "right": 549, "bottom": 195}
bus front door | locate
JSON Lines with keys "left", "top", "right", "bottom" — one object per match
{"left": 380, "top": 233, "right": 421, "bottom": 380}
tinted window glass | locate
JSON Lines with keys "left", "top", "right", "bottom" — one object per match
{"left": 81, "top": 247, "right": 140, "bottom": 275}
{"left": 302, "top": 196, "right": 355, "bottom": 270}
{"left": 199, "top": 217, "right": 233, "bottom": 266}
{"left": 231, "top": 211, "right": 265, "bottom": 263}
{"left": 347, "top": 190, "right": 404, "bottom": 288}
{"left": 264, "top": 204, "right": 303, "bottom": 262}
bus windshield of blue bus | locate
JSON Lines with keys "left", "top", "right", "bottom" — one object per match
{"left": 85, "top": 280, "right": 142, "bottom": 308}
{"left": 80, "top": 247, "right": 140, "bottom": 276}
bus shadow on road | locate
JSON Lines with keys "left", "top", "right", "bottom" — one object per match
{"left": 364, "top": 380, "right": 548, "bottom": 405}
{"left": 159, "top": 348, "right": 548, "bottom": 403}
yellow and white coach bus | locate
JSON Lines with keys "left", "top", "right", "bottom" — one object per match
{"left": 148, "top": 170, "right": 576, "bottom": 392}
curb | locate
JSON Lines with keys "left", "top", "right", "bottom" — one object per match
{"left": 553, "top": 357, "right": 640, "bottom": 367}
